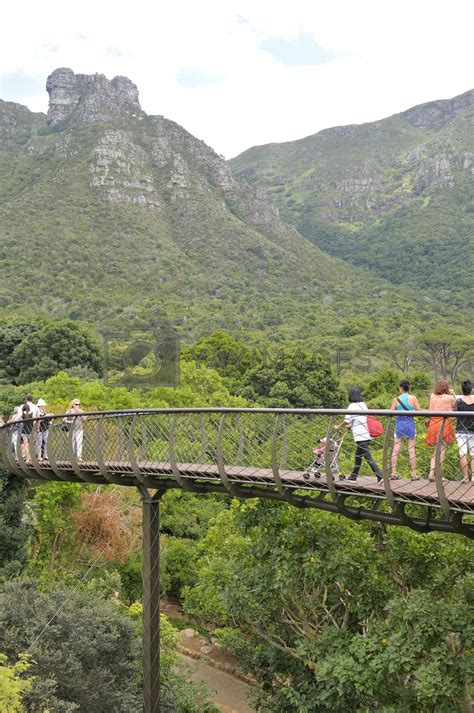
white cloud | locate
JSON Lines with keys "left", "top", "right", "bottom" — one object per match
{"left": 1, "top": 0, "right": 473, "bottom": 156}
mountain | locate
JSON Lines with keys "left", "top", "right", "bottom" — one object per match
{"left": 230, "top": 90, "right": 474, "bottom": 312}
{"left": 0, "top": 68, "right": 437, "bottom": 348}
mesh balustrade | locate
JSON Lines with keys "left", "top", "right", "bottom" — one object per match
{"left": 1, "top": 408, "right": 472, "bottom": 537}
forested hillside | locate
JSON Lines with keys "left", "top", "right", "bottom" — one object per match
{"left": 0, "top": 69, "right": 460, "bottom": 355}
{"left": 230, "top": 90, "right": 474, "bottom": 312}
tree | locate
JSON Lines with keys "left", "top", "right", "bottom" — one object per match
{"left": 239, "top": 350, "right": 344, "bottom": 408}
{"left": 418, "top": 328, "right": 474, "bottom": 383}
{"left": 0, "top": 318, "right": 47, "bottom": 384}
{"left": 380, "top": 331, "right": 422, "bottom": 373}
{"left": 182, "top": 331, "right": 258, "bottom": 385}
{"left": 0, "top": 466, "right": 31, "bottom": 578}
{"left": 0, "top": 579, "right": 141, "bottom": 712}
{"left": 184, "top": 501, "right": 474, "bottom": 712}
{"left": 11, "top": 322, "right": 102, "bottom": 384}
{"left": 0, "top": 653, "right": 33, "bottom": 713}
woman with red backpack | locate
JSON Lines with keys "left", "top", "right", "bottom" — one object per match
{"left": 336, "top": 387, "right": 383, "bottom": 483}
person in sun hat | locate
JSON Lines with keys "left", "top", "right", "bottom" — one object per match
{"left": 64, "top": 399, "right": 85, "bottom": 462}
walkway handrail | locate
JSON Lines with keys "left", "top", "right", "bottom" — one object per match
{"left": 1, "top": 408, "right": 472, "bottom": 539}
{"left": 5, "top": 406, "right": 473, "bottom": 419}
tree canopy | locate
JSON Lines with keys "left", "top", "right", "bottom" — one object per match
{"left": 8, "top": 321, "right": 102, "bottom": 384}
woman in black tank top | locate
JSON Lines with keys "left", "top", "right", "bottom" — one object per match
{"left": 455, "top": 380, "right": 474, "bottom": 482}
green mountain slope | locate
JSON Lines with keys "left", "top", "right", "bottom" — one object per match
{"left": 230, "top": 90, "right": 474, "bottom": 311}
{"left": 0, "top": 68, "right": 440, "bottom": 348}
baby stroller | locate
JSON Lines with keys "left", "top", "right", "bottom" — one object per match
{"left": 303, "top": 433, "right": 345, "bottom": 480}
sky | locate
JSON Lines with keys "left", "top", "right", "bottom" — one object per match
{"left": 1, "top": 0, "right": 473, "bottom": 158}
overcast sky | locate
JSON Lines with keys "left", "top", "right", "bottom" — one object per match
{"left": 1, "top": 0, "right": 473, "bottom": 158}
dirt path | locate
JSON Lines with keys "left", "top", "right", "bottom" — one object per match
{"left": 179, "top": 653, "right": 256, "bottom": 713}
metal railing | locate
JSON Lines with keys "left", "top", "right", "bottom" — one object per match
{"left": 1, "top": 408, "right": 473, "bottom": 538}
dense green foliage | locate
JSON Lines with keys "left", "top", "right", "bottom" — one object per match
{"left": 0, "top": 332, "right": 472, "bottom": 711}
{"left": 0, "top": 578, "right": 141, "bottom": 712}
{"left": 0, "top": 466, "right": 31, "bottom": 578}
{"left": 0, "top": 580, "right": 218, "bottom": 713}
{"left": 238, "top": 350, "right": 344, "bottom": 408}
{"left": 0, "top": 653, "right": 33, "bottom": 712}
{"left": 185, "top": 501, "right": 473, "bottom": 712}
{"left": 12, "top": 321, "right": 102, "bottom": 384}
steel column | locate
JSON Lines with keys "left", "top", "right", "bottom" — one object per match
{"left": 138, "top": 486, "right": 163, "bottom": 713}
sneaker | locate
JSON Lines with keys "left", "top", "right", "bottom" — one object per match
{"left": 390, "top": 474, "right": 401, "bottom": 480}
{"left": 347, "top": 474, "right": 357, "bottom": 481}
{"left": 376, "top": 475, "right": 383, "bottom": 483}
{"left": 410, "top": 475, "right": 420, "bottom": 481}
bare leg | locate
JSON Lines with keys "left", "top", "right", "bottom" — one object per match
{"left": 21, "top": 438, "right": 30, "bottom": 463}
{"left": 391, "top": 438, "right": 402, "bottom": 475}
{"left": 429, "top": 444, "right": 447, "bottom": 480}
{"left": 407, "top": 438, "right": 417, "bottom": 478}
{"left": 459, "top": 454, "right": 468, "bottom": 481}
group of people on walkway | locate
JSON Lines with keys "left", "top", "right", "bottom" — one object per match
{"left": 337, "top": 379, "right": 474, "bottom": 483}
{"left": 2, "top": 382, "right": 474, "bottom": 482}
{"left": 5, "top": 395, "right": 85, "bottom": 464}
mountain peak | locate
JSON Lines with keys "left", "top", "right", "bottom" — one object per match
{"left": 46, "top": 67, "right": 141, "bottom": 126}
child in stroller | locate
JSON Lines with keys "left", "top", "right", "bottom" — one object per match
{"left": 303, "top": 433, "right": 344, "bottom": 479}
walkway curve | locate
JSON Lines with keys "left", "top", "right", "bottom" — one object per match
{"left": 1, "top": 407, "right": 473, "bottom": 538}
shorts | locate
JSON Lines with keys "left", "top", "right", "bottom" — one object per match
{"left": 456, "top": 432, "right": 474, "bottom": 456}
{"left": 395, "top": 416, "right": 416, "bottom": 440}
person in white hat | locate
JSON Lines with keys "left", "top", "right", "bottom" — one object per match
{"left": 36, "top": 398, "right": 52, "bottom": 461}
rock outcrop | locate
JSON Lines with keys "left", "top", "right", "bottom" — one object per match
{"left": 46, "top": 67, "right": 141, "bottom": 126}
{"left": 402, "top": 89, "right": 474, "bottom": 130}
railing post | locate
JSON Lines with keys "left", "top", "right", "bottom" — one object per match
{"left": 138, "top": 485, "right": 163, "bottom": 713}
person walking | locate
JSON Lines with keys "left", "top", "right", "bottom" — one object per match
{"left": 426, "top": 380, "right": 456, "bottom": 481}
{"left": 390, "top": 379, "right": 422, "bottom": 481}
{"left": 36, "top": 398, "right": 51, "bottom": 461}
{"left": 455, "top": 380, "right": 474, "bottom": 482}
{"left": 336, "top": 387, "right": 383, "bottom": 482}
{"left": 64, "top": 399, "right": 85, "bottom": 462}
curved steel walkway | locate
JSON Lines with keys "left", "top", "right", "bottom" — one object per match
{"left": 1, "top": 407, "right": 473, "bottom": 538}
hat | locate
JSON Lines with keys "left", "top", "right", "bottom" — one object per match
{"left": 37, "top": 398, "right": 46, "bottom": 406}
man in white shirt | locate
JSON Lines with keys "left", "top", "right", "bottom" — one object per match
{"left": 17, "top": 394, "right": 40, "bottom": 419}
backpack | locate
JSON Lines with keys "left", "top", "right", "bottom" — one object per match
{"left": 39, "top": 415, "right": 51, "bottom": 432}
{"left": 367, "top": 415, "right": 384, "bottom": 438}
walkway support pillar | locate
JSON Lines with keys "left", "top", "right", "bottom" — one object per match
{"left": 137, "top": 485, "right": 164, "bottom": 713}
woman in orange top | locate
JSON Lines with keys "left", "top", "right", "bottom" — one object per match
{"left": 426, "top": 379, "right": 456, "bottom": 480}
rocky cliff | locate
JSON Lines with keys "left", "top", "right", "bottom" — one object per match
{"left": 46, "top": 68, "right": 141, "bottom": 125}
